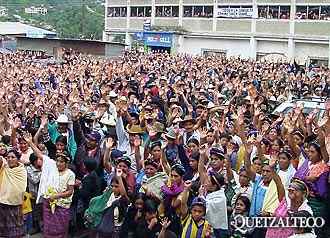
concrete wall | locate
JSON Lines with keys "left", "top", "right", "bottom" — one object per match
{"left": 16, "top": 38, "right": 59, "bottom": 55}
{"left": 295, "top": 42, "right": 329, "bottom": 63}
{"left": 16, "top": 38, "right": 125, "bottom": 58}
{"left": 256, "top": 40, "right": 288, "bottom": 56}
{"left": 180, "top": 37, "right": 251, "bottom": 57}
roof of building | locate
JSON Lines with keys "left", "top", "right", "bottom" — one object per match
{"left": 16, "top": 36, "right": 126, "bottom": 46}
{"left": 0, "top": 22, "right": 56, "bottom": 36}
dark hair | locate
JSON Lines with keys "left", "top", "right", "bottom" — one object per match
{"left": 235, "top": 195, "right": 251, "bottom": 213}
{"left": 56, "top": 135, "right": 67, "bottom": 145}
{"left": 83, "top": 159, "right": 97, "bottom": 173}
{"left": 273, "top": 138, "right": 284, "bottom": 148}
{"left": 1, "top": 135, "right": 11, "bottom": 145}
{"left": 220, "top": 133, "right": 231, "bottom": 141}
{"left": 29, "top": 153, "right": 38, "bottom": 165}
{"left": 309, "top": 141, "right": 321, "bottom": 156}
{"left": 171, "top": 163, "right": 186, "bottom": 177}
{"left": 150, "top": 140, "right": 162, "bottom": 150}
{"left": 133, "top": 192, "right": 147, "bottom": 203}
{"left": 187, "top": 138, "right": 200, "bottom": 146}
{"left": 7, "top": 148, "right": 21, "bottom": 160}
{"left": 209, "top": 172, "right": 225, "bottom": 190}
{"left": 144, "top": 199, "right": 158, "bottom": 214}
{"left": 111, "top": 175, "right": 129, "bottom": 194}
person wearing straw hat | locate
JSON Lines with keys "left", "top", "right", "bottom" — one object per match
{"left": 116, "top": 107, "right": 145, "bottom": 175}
{"left": 179, "top": 115, "right": 201, "bottom": 145}
{"left": 47, "top": 114, "right": 77, "bottom": 160}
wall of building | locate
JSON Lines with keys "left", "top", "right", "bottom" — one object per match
{"left": 181, "top": 36, "right": 251, "bottom": 57}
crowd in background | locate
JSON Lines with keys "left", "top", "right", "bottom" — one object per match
{"left": 0, "top": 50, "right": 330, "bottom": 238}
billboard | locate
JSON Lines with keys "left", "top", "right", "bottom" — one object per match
{"left": 217, "top": 7, "right": 253, "bottom": 18}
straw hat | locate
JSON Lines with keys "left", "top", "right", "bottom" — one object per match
{"left": 127, "top": 124, "right": 144, "bottom": 134}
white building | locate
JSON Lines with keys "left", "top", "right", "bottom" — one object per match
{"left": 25, "top": 6, "right": 48, "bottom": 15}
{"left": 104, "top": 0, "right": 330, "bottom": 67}
{"left": 0, "top": 6, "right": 8, "bottom": 16}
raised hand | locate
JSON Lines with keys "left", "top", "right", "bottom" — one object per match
{"left": 40, "top": 114, "right": 48, "bottom": 128}
{"left": 116, "top": 168, "right": 123, "bottom": 177}
{"left": 22, "top": 132, "right": 33, "bottom": 143}
{"left": 200, "top": 127, "right": 208, "bottom": 139}
{"left": 13, "top": 117, "right": 22, "bottom": 129}
{"left": 160, "top": 217, "right": 171, "bottom": 230}
{"left": 105, "top": 137, "right": 114, "bottom": 149}
{"left": 199, "top": 144, "right": 207, "bottom": 155}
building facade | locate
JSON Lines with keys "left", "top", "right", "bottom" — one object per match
{"left": 104, "top": 0, "right": 330, "bottom": 66}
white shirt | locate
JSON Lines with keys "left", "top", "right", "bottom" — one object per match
{"left": 37, "top": 155, "right": 59, "bottom": 203}
{"left": 205, "top": 188, "right": 228, "bottom": 230}
{"left": 116, "top": 116, "right": 144, "bottom": 174}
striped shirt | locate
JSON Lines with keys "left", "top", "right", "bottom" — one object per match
{"left": 181, "top": 214, "right": 209, "bottom": 238}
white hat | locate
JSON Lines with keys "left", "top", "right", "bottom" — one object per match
{"left": 109, "top": 91, "right": 118, "bottom": 98}
{"left": 207, "top": 102, "right": 215, "bottom": 109}
{"left": 56, "top": 114, "right": 71, "bottom": 124}
{"left": 100, "top": 114, "right": 116, "bottom": 126}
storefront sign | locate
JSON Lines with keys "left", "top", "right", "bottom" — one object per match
{"left": 217, "top": 7, "right": 253, "bottom": 18}
{"left": 143, "top": 32, "right": 172, "bottom": 48}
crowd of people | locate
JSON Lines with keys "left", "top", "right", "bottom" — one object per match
{"left": 0, "top": 50, "right": 330, "bottom": 238}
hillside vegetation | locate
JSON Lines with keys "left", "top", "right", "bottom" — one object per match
{"left": 0, "top": 0, "right": 104, "bottom": 39}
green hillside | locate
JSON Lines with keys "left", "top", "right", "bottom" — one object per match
{"left": 0, "top": 0, "right": 105, "bottom": 39}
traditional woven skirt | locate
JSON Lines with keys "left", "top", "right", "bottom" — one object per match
{"left": 43, "top": 200, "right": 71, "bottom": 238}
{"left": 0, "top": 203, "right": 25, "bottom": 238}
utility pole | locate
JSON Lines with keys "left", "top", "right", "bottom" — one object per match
{"left": 80, "top": 0, "right": 85, "bottom": 38}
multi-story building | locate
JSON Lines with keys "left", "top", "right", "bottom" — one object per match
{"left": 25, "top": 6, "right": 48, "bottom": 15}
{"left": 104, "top": 0, "right": 330, "bottom": 66}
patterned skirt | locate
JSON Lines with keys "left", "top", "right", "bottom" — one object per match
{"left": 0, "top": 203, "right": 25, "bottom": 238}
{"left": 43, "top": 200, "right": 71, "bottom": 238}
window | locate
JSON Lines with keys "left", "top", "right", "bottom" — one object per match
{"left": 183, "top": 5, "right": 213, "bottom": 18}
{"left": 258, "top": 5, "right": 290, "bottom": 19}
{"left": 131, "top": 6, "right": 151, "bottom": 17}
{"left": 184, "top": 6, "right": 192, "bottom": 17}
{"left": 296, "top": 6, "right": 330, "bottom": 20}
{"left": 320, "top": 6, "right": 330, "bottom": 20}
{"left": 296, "top": 6, "right": 308, "bottom": 19}
{"left": 107, "top": 7, "right": 127, "bottom": 17}
{"left": 155, "top": 6, "right": 179, "bottom": 17}
{"left": 308, "top": 6, "right": 320, "bottom": 20}
{"left": 202, "top": 49, "right": 226, "bottom": 57}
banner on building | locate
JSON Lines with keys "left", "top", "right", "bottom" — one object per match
{"left": 143, "top": 32, "right": 172, "bottom": 48}
{"left": 216, "top": 7, "right": 253, "bottom": 18}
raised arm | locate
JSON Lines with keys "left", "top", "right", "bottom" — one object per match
{"left": 23, "top": 133, "right": 44, "bottom": 159}
{"left": 103, "top": 137, "right": 114, "bottom": 173}
{"left": 270, "top": 162, "right": 285, "bottom": 202}
{"left": 244, "top": 142, "right": 256, "bottom": 181}
{"left": 180, "top": 180, "right": 192, "bottom": 219}
{"left": 116, "top": 170, "right": 129, "bottom": 200}
{"left": 198, "top": 146, "right": 210, "bottom": 186}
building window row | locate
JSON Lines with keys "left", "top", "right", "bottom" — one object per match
{"left": 296, "top": 6, "right": 330, "bottom": 20}
{"left": 107, "top": 7, "right": 127, "bottom": 17}
{"left": 258, "top": 6, "right": 290, "bottom": 19}
{"left": 155, "top": 6, "right": 179, "bottom": 17}
{"left": 184, "top": 6, "right": 213, "bottom": 18}
{"left": 107, "top": 5, "right": 330, "bottom": 20}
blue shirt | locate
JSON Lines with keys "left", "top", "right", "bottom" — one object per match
{"left": 249, "top": 174, "right": 267, "bottom": 217}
